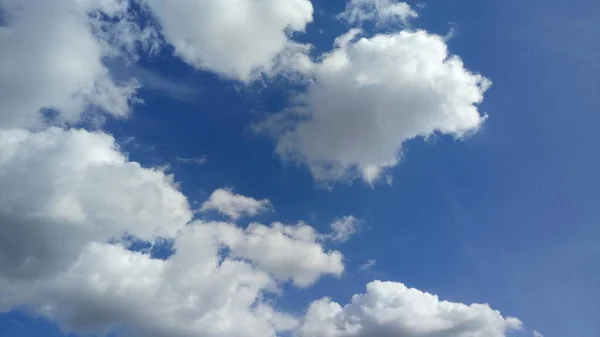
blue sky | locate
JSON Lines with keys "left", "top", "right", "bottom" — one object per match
{"left": 0, "top": 1, "right": 598, "bottom": 337}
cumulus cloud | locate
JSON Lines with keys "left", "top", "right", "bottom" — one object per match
{"left": 0, "top": 0, "right": 154, "bottom": 129}
{"left": 324, "top": 216, "right": 361, "bottom": 243}
{"left": 0, "top": 153, "right": 343, "bottom": 336}
{"left": 145, "top": 0, "right": 314, "bottom": 81}
{"left": 0, "top": 127, "right": 342, "bottom": 335}
{"left": 298, "top": 280, "right": 523, "bottom": 337}
{"left": 1, "top": 232, "right": 293, "bottom": 337}
{"left": 212, "top": 221, "right": 344, "bottom": 286}
{"left": 0, "top": 127, "right": 192, "bottom": 280}
{"left": 200, "top": 188, "right": 273, "bottom": 220}
{"left": 0, "top": 218, "right": 343, "bottom": 337}
{"left": 533, "top": 330, "right": 544, "bottom": 337}
{"left": 339, "top": 0, "right": 418, "bottom": 27}
{"left": 262, "top": 4, "right": 490, "bottom": 183}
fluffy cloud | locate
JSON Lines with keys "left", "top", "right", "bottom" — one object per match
{"left": 0, "top": 127, "right": 342, "bottom": 335}
{"left": 339, "top": 0, "right": 418, "bottom": 26}
{"left": 1, "top": 233, "right": 293, "bottom": 337}
{"left": 145, "top": 0, "right": 313, "bottom": 81}
{"left": 0, "top": 127, "right": 192, "bottom": 280}
{"left": 200, "top": 188, "right": 273, "bottom": 220}
{"left": 212, "top": 221, "right": 344, "bottom": 286}
{"left": 0, "top": 0, "right": 154, "bottom": 129}
{"left": 298, "top": 280, "right": 523, "bottom": 337}
{"left": 325, "top": 216, "right": 360, "bottom": 243}
{"left": 263, "top": 6, "right": 490, "bottom": 183}
{"left": 0, "top": 218, "right": 342, "bottom": 337}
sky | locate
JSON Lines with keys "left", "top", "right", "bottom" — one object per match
{"left": 0, "top": 1, "right": 598, "bottom": 337}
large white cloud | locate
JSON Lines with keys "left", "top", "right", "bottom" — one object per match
{"left": 262, "top": 6, "right": 490, "bottom": 183}
{"left": 0, "top": 128, "right": 343, "bottom": 335}
{"left": 145, "top": 0, "right": 313, "bottom": 81}
{"left": 0, "top": 127, "right": 192, "bottom": 280}
{"left": 0, "top": 0, "right": 154, "bottom": 129}
{"left": 298, "top": 280, "right": 523, "bottom": 337}
{"left": 0, "top": 236, "right": 293, "bottom": 337}
{"left": 0, "top": 219, "right": 343, "bottom": 337}
{"left": 200, "top": 188, "right": 273, "bottom": 220}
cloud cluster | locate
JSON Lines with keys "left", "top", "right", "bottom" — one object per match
{"left": 0, "top": 129, "right": 343, "bottom": 336}
{"left": 0, "top": 1, "right": 522, "bottom": 337}
{"left": 0, "top": 3, "right": 339, "bottom": 334}
{"left": 1, "top": 0, "right": 490, "bottom": 184}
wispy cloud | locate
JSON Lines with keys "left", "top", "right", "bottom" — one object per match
{"left": 323, "top": 216, "right": 361, "bottom": 243}
{"left": 176, "top": 156, "right": 207, "bottom": 165}
{"left": 107, "top": 59, "right": 201, "bottom": 102}
{"left": 133, "top": 66, "right": 201, "bottom": 101}
{"left": 358, "top": 259, "right": 377, "bottom": 271}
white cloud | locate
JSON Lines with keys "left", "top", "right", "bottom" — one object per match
{"left": 212, "top": 221, "right": 344, "bottom": 287}
{"left": 0, "top": 161, "right": 343, "bottom": 337}
{"left": 358, "top": 259, "right": 377, "bottom": 271}
{"left": 263, "top": 21, "right": 490, "bottom": 183}
{"left": 0, "top": 128, "right": 342, "bottom": 335}
{"left": 298, "top": 280, "right": 523, "bottom": 337}
{"left": 1, "top": 233, "right": 292, "bottom": 337}
{"left": 0, "top": 216, "right": 343, "bottom": 337}
{"left": 0, "top": 0, "right": 154, "bottom": 129}
{"left": 325, "top": 216, "right": 360, "bottom": 243}
{"left": 200, "top": 188, "right": 273, "bottom": 220}
{"left": 145, "top": 0, "right": 314, "bottom": 81}
{"left": 533, "top": 330, "right": 544, "bottom": 337}
{"left": 339, "top": 0, "right": 418, "bottom": 27}
{"left": 0, "top": 127, "right": 192, "bottom": 280}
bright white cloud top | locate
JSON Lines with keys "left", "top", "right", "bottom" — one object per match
{"left": 0, "top": 0, "right": 527, "bottom": 336}
{"left": 1, "top": 228, "right": 297, "bottom": 337}
{"left": 299, "top": 281, "right": 523, "bottom": 337}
